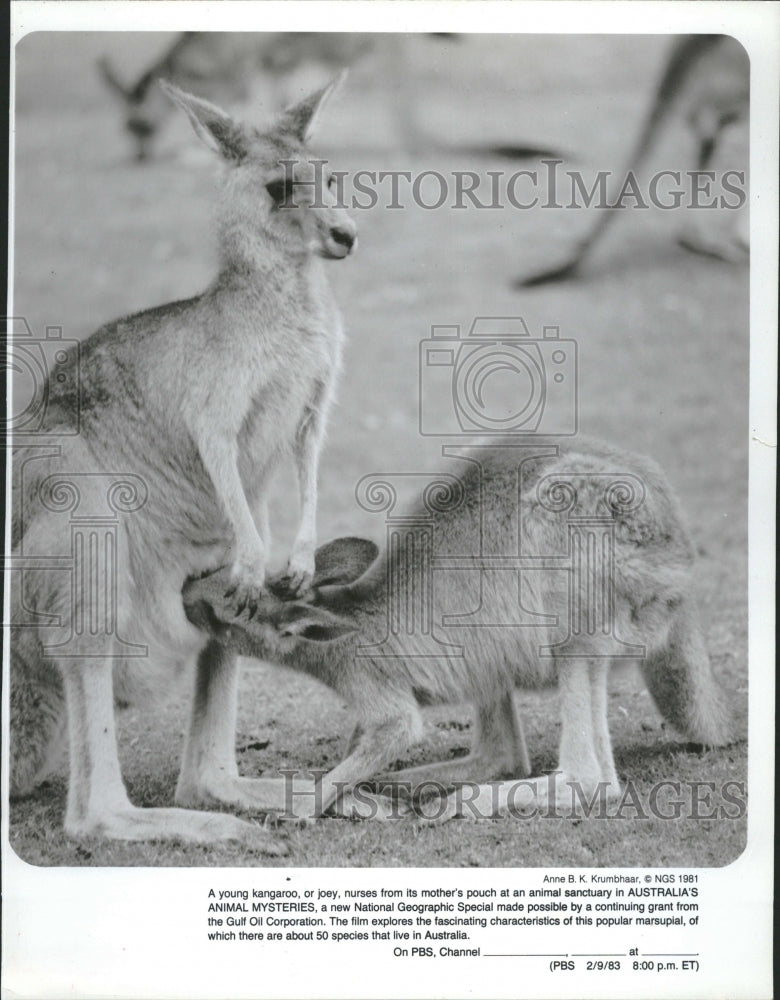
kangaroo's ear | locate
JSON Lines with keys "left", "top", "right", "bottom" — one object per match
{"left": 97, "top": 57, "right": 131, "bottom": 100}
{"left": 160, "top": 80, "right": 248, "bottom": 161}
{"left": 276, "top": 69, "right": 347, "bottom": 142}
{"left": 277, "top": 602, "right": 356, "bottom": 642}
{"left": 313, "top": 536, "right": 379, "bottom": 588}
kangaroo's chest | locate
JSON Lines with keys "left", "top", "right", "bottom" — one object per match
{"left": 238, "top": 307, "right": 343, "bottom": 464}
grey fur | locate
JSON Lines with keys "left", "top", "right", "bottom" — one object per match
{"left": 10, "top": 79, "right": 355, "bottom": 851}
{"left": 184, "top": 436, "right": 734, "bottom": 818}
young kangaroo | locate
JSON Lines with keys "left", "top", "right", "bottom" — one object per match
{"left": 517, "top": 34, "right": 749, "bottom": 286}
{"left": 183, "top": 436, "right": 733, "bottom": 820}
{"left": 10, "top": 79, "right": 356, "bottom": 851}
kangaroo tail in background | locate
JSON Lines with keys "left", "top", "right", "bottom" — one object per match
{"left": 640, "top": 597, "right": 733, "bottom": 747}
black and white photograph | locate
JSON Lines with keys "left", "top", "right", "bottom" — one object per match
{"left": 2, "top": 3, "right": 776, "bottom": 998}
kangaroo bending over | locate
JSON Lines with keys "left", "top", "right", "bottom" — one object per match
{"left": 10, "top": 79, "right": 356, "bottom": 852}
{"left": 183, "top": 437, "right": 733, "bottom": 820}
{"left": 516, "top": 34, "right": 749, "bottom": 286}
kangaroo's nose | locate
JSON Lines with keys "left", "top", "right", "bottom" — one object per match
{"left": 330, "top": 227, "right": 355, "bottom": 251}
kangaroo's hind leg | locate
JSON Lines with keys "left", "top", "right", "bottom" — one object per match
{"left": 372, "top": 689, "right": 531, "bottom": 794}
{"left": 555, "top": 657, "right": 621, "bottom": 799}
{"left": 430, "top": 659, "right": 618, "bottom": 822}
{"left": 59, "top": 653, "right": 286, "bottom": 852}
{"left": 506, "top": 657, "right": 621, "bottom": 810}
{"left": 313, "top": 694, "right": 425, "bottom": 821}
{"left": 175, "top": 639, "right": 307, "bottom": 816}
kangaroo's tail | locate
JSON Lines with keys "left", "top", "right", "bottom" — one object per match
{"left": 640, "top": 596, "right": 733, "bottom": 747}
{"left": 9, "top": 620, "right": 67, "bottom": 799}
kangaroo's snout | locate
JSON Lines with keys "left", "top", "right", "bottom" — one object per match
{"left": 321, "top": 220, "right": 357, "bottom": 260}
{"left": 330, "top": 225, "right": 356, "bottom": 253}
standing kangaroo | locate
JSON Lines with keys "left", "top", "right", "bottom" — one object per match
{"left": 183, "top": 437, "right": 733, "bottom": 820}
{"left": 10, "top": 78, "right": 356, "bottom": 852}
{"left": 516, "top": 34, "right": 749, "bottom": 286}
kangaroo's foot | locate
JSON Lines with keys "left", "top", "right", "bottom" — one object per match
{"left": 418, "top": 771, "right": 622, "bottom": 825}
{"left": 176, "top": 773, "right": 406, "bottom": 825}
{"left": 66, "top": 804, "right": 288, "bottom": 854}
{"left": 522, "top": 771, "right": 623, "bottom": 813}
{"left": 373, "top": 751, "right": 524, "bottom": 796}
{"left": 175, "top": 773, "right": 325, "bottom": 821}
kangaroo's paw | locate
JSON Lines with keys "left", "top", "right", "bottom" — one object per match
{"left": 328, "top": 789, "right": 413, "bottom": 822}
{"left": 224, "top": 555, "right": 267, "bottom": 615}
{"left": 67, "top": 805, "right": 289, "bottom": 854}
{"left": 280, "top": 546, "right": 315, "bottom": 597}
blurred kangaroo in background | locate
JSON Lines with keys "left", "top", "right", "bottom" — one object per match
{"left": 10, "top": 78, "right": 356, "bottom": 852}
{"left": 517, "top": 34, "right": 749, "bottom": 286}
{"left": 184, "top": 437, "right": 733, "bottom": 820}
{"left": 99, "top": 31, "right": 455, "bottom": 161}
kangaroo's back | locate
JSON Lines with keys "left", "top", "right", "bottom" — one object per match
{"left": 367, "top": 436, "right": 696, "bottom": 626}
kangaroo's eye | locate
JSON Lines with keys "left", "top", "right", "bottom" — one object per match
{"left": 266, "top": 178, "right": 295, "bottom": 206}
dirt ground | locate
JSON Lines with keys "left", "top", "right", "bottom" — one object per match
{"left": 9, "top": 32, "right": 748, "bottom": 867}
